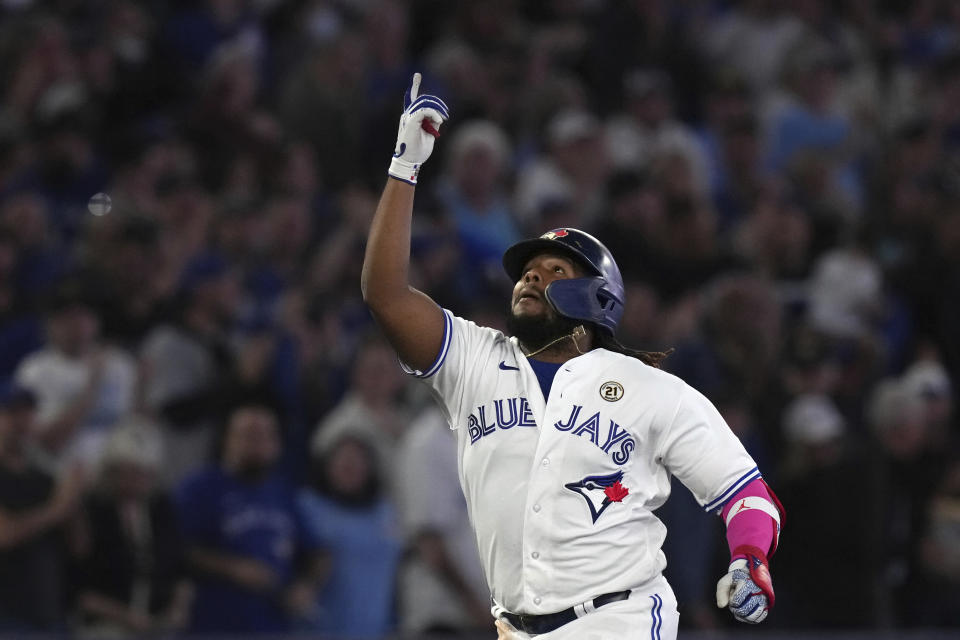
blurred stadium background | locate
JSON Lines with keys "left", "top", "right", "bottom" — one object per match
{"left": 0, "top": 0, "right": 959, "bottom": 638}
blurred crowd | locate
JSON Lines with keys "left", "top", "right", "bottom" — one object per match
{"left": 0, "top": 0, "right": 959, "bottom": 637}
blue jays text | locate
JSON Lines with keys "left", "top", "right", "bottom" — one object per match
{"left": 466, "top": 398, "right": 635, "bottom": 464}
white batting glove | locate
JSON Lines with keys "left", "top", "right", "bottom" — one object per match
{"left": 388, "top": 73, "right": 449, "bottom": 185}
{"left": 716, "top": 548, "right": 775, "bottom": 624}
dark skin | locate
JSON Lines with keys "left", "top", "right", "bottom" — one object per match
{"left": 361, "top": 179, "right": 595, "bottom": 369}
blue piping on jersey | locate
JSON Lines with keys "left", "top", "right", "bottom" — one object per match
{"left": 702, "top": 466, "right": 761, "bottom": 513}
{"left": 400, "top": 309, "right": 452, "bottom": 379}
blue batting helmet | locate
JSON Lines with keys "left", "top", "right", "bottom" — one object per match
{"left": 502, "top": 228, "right": 625, "bottom": 334}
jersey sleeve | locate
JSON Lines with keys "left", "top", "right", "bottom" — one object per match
{"left": 655, "top": 383, "right": 761, "bottom": 515}
{"left": 399, "top": 309, "right": 499, "bottom": 429}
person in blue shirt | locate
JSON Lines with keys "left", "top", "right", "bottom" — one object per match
{"left": 175, "top": 403, "right": 324, "bottom": 634}
{"left": 434, "top": 120, "right": 522, "bottom": 278}
{"left": 298, "top": 431, "right": 402, "bottom": 639}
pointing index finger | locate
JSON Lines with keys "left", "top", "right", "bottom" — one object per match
{"left": 410, "top": 72, "right": 422, "bottom": 102}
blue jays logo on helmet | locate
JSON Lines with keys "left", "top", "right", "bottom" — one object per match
{"left": 564, "top": 470, "right": 630, "bottom": 523}
{"left": 502, "top": 228, "right": 625, "bottom": 334}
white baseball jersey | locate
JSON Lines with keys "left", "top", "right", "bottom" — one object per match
{"left": 403, "top": 309, "right": 759, "bottom": 615}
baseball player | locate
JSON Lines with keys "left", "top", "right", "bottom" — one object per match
{"left": 362, "top": 74, "right": 784, "bottom": 639}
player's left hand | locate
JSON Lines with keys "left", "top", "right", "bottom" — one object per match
{"left": 716, "top": 548, "right": 775, "bottom": 624}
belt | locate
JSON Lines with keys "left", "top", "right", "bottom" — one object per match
{"left": 501, "top": 590, "right": 631, "bottom": 635}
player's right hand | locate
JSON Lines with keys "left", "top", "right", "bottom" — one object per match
{"left": 388, "top": 73, "right": 449, "bottom": 185}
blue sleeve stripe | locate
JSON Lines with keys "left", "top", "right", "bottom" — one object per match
{"left": 703, "top": 466, "right": 761, "bottom": 513}
{"left": 418, "top": 309, "right": 452, "bottom": 379}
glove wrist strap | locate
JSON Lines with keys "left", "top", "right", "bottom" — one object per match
{"left": 388, "top": 157, "right": 421, "bottom": 185}
{"left": 731, "top": 545, "right": 775, "bottom": 607}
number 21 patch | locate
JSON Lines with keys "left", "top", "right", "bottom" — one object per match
{"left": 600, "top": 381, "right": 623, "bottom": 402}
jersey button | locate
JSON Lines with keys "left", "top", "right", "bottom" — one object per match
{"left": 534, "top": 597, "right": 542, "bottom": 605}
{"left": 541, "top": 457, "right": 550, "bottom": 466}
{"left": 531, "top": 551, "right": 540, "bottom": 559}
{"left": 532, "top": 504, "right": 541, "bottom": 513}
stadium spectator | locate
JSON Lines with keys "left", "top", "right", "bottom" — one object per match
{"left": 701, "top": 1, "right": 805, "bottom": 93}
{"left": 310, "top": 335, "right": 415, "bottom": 487}
{"left": 278, "top": 29, "right": 369, "bottom": 190}
{"left": 175, "top": 404, "right": 322, "bottom": 635}
{"left": 589, "top": 169, "right": 667, "bottom": 288}
{"left": 0, "top": 384, "right": 84, "bottom": 633}
{"left": 0, "top": 227, "right": 45, "bottom": 382}
{"left": 917, "top": 455, "right": 960, "bottom": 626}
{"left": 77, "top": 215, "right": 166, "bottom": 348}
{"left": 666, "top": 273, "right": 783, "bottom": 407}
{"left": 0, "top": 191, "right": 69, "bottom": 298}
{"left": 435, "top": 119, "right": 521, "bottom": 287}
{"left": 900, "top": 356, "right": 954, "bottom": 447}
{"left": 74, "top": 416, "right": 192, "bottom": 636}
{"left": 694, "top": 71, "right": 756, "bottom": 231}
{"left": 731, "top": 183, "right": 814, "bottom": 283}
{"left": 14, "top": 280, "right": 138, "bottom": 470}
{"left": 397, "top": 407, "right": 489, "bottom": 635}
{"left": 773, "top": 393, "right": 880, "bottom": 627}
{"left": 761, "top": 36, "right": 862, "bottom": 225}
{"left": 709, "top": 110, "right": 765, "bottom": 236}
{"left": 139, "top": 252, "right": 239, "bottom": 487}
{"left": 298, "top": 432, "right": 401, "bottom": 639}
{"left": 514, "top": 108, "right": 610, "bottom": 230}
{"left": 605, "top": 68, "right": 711, "bottom": 198}
{"left": 867, "top": 378, "right": 949, "bottom": 626}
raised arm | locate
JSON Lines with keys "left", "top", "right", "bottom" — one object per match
{"left": 361, "top": 74, "right": 449, "bottom": 373}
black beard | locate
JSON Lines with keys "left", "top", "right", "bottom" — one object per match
{"left": 506, "top": 305, "right": 581, "bottom": 354}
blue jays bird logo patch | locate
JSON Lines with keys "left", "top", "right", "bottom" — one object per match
{"left": 565, "top": 471, "right": 630, "bottom": 523}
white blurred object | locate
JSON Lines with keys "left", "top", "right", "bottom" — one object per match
{"left": 901, "top": 360, "right": 951, "bottom": 400}
{"left": 866, "top": 378, "right": 926, "bottom": 437}
{"left": 782, "top": 393, "right": 845, "bottom": 445}
{"left": 807, "top": 248, "right": 882, "bottom": 338}
{"left": 448, "top": 120, "right": 511, "bottom": 170}
{"left": 101, "top": 415, "right": 164, "bottom": 471}
{"left": 547, "top": 109, "right": 600, "bottom": 147}
{"left": 87, "top": 192, "right": 112, "bottom": 216}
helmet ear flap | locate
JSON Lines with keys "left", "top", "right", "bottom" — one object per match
{"left": 545, "top": 277, "right": 623, "bottom": 334}
{"left": 596, "top": 289, "right": 617, "bottom": 312}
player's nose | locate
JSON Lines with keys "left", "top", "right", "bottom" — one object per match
{"left": 522, "top": 269, "right": 541, "bottom": 283}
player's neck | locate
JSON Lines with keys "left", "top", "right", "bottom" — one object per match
{"left": 523, "top": 324, "right": 593, "bottom": 362}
